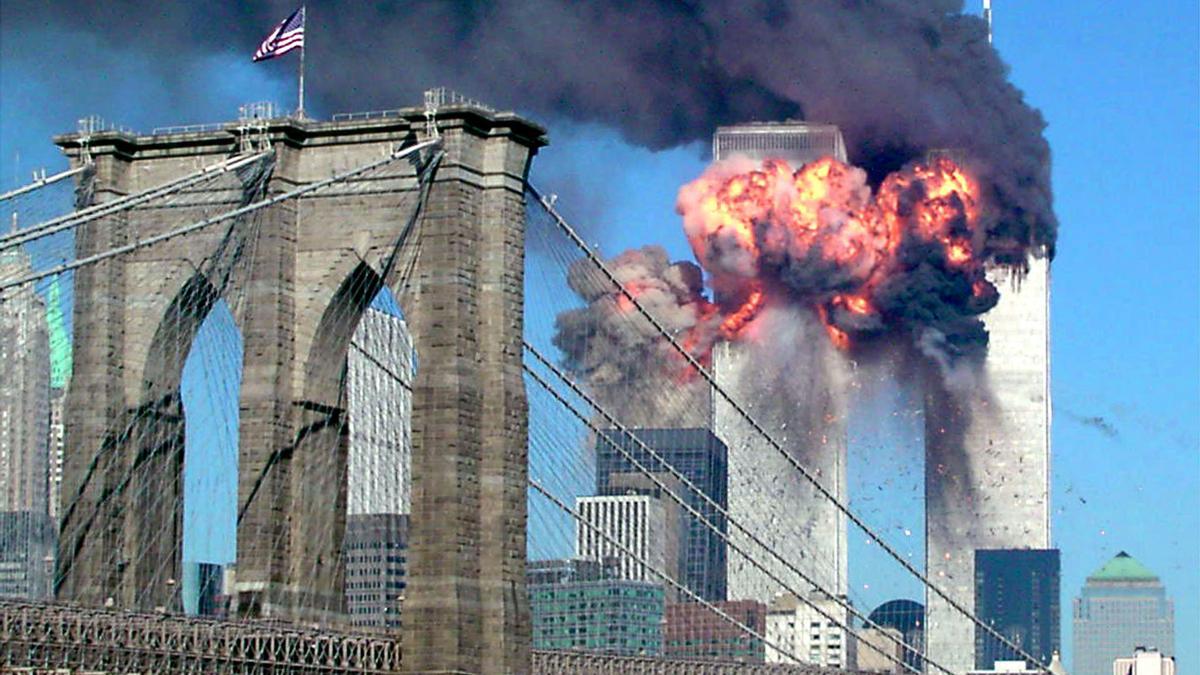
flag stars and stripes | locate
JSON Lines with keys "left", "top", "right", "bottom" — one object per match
{"left": 253, "top": 6, "right": 305, "bottom": 62}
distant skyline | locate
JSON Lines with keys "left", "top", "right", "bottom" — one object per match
{"left": 1, "top": 2, "right": 1195, "bottom": 673}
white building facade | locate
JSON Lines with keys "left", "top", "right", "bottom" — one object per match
{"left": 765, "top": 592, "right": 855, "bottom": 670}
{"left": 346, "top": 308, "right": 414, "bottom": 516}
{"left": 711, "top": 124, "right": 851, "bottom": 605}
{"left": 575, "top": 494, "right": 673, "bottom": 585}
{"left": 924, "top": 259, "right": 1053, "bottom": 672}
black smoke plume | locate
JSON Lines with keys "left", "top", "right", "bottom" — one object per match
{"left": 4, "top": 0, "right": 1054, "bottom": 259}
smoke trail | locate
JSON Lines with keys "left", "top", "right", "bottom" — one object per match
{"left": 3, "top": 0, "right": 1055, "bottom": 258}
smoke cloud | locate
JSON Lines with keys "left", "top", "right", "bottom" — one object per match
{"left": 552, "top": 246, "right": 715, "bottom": 427}
{"left": 3, "top": 0, "right": 1054, "bottom": 258}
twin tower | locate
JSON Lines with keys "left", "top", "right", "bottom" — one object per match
{"left": 711, "top": 122, "right": 1052, "bottom": 673}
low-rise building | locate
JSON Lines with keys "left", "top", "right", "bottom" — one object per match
{"left": 765, "top": 591, "right": 855, "bottom": 669}
{"left": 1113, "top": 647, "right": 1176, "bottom": 675}
{"left": 528, "top": 557, "right": 664, "bottom": 656}
{"left": 664, "top": 600, "right": 767, "bottom": 662}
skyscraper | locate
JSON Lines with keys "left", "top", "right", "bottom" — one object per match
{"left": 711, "top": 124, "right": 850, "bottom": 604}
{"left": 0, "top": 244, "right": 54, "bottom": 600}
{"left": 343, "top": 307, "right": 414, "bottom": 629}
{"left": 346, "top": 308, "right": 414, "bottom": 515}
{"left": 924, "top": 259, "right": 1052, "bottom": 672}
{"left": 344, "top": 513, "right": 409, "bottom": 633}
{"left": 0, "top": 246, "right": 51, "bottom": 516}
{"left": 1073, "top": 552, "right": 1175, "bottom": 675}
{"left": 45, "top": 277, "right": 72, "bottom": 528}
{"left": 974, "top": 548, "right": 1061, "bottom": 669}
{"left": 575, "top": 493, "right": 676, "bottom": 586}
{"left": 595, "top": 428, "right": 728, "bottom": 601}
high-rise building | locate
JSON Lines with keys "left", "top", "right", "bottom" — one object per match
{"left": 45, "top": 276, "right": 72, "bottom": 528}
{"left": 0, "top": 246, "right": 51, "bottom": 516}
{"left": 974, "top": 548, "right": 1061, "bottom": 669}
{"left": 596, "top": 428, "right": 728, "bottom": 601}
{"left": 868, "top": 599, "right": 926, "bottom": 672}
{"left": 527, "top": 557, "right": 664, "bottom": 655}
{"left": 0, "top": 511, "right": 54, "bottom": 598}
{"left": 343, "top": 308, "right": 414, "bottom": 631}
{"left": 343, "top": 513, "right": 409, "bottom": 633}
{"left": 711, "top": 124, "right": 850, "bottom": 605}
{"left": 181, "top": 561, "right": 224, "bottom": 616}
{"left": 0, "top": 244, "right": 54, "bottom": 600}
{"left": 576, "top": 493, "right": 676, "bottom": 586}
{"left": 925, "top": 258, "right": 1052, "bottom": 672}
{"left": 1073, "top": 552, "right": 1175, "bottom": 675}
{"left": 346, "top": 308, "right": 413, "bottom": 515}
{"left": 765, "top": 591, "right": 855, "bottom": 670}
{"left": 664, "top": 599, "right": 767, "bottom": 662}
{"left": 1113, "top": 647, "right": 1177, "bottom": 675}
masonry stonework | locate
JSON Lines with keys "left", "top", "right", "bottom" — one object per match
{"left": 53, "top": 103, "right": 544, "bottom": 675}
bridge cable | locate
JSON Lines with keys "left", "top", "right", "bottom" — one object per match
{"left": 0, "top": 165, "right": 88, "bottom": 204}
{"left": 528, "top": 477, "right": 808, "bottom": 667}
{"left": 523, "top": 350, "right": 936, "bottom": 674}
{"left": 0, "top": 140, "right": 438, "bottom": 294}
{"left": 526, "top": 182, "right": 1050, "bottom": 672}
{"left": 0, "top": 151, "right": 270, "bottom": 251}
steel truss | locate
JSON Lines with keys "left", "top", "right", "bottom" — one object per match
{"left": 2, "top": 600, "right": 864, "bottom": 674}
{"left": 0, "top": 600, "right": 399, "bottom": 674}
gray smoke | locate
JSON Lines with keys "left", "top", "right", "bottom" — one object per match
{"left": 552, "top": 246, "right": 715, "bottom": 426}
{"left": 4, "top": 0, "right": 1055, "bottom": 259}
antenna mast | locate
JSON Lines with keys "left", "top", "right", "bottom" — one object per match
{"left": 984, "top": 0, "right": 993, "bottom": 43}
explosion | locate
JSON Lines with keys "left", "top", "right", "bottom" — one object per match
{"left": 676, "top": 155, "right": 999, "bottom": 361}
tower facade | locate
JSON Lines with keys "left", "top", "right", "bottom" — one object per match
{"left": 0, "top": 246, "right": 54, "bottom": 600}
{"left": 595, "top": 427, "right": 728, "bottom": 601}
{"left": 974, "top": 548, "right": 1061, "bottom": 669}
{"left": 711, "top": 124, "right": 850, "bottom": 604}
{"left": 1073, "top": 553, "right": 1175, "bottom": 675}
{"left": 346, "top": 308, "right": 413, "bottom": 516}
{"left": 924, "top": 258, "right": 1053, "bottom": 672}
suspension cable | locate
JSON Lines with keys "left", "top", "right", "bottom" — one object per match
{"left": 0, "top": 141, "right": 438, "bottom": 294}
{"left": 526, "top": 182, "right": 1050, "bottom": 671}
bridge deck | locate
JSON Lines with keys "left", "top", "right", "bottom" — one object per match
{"left": 1, "top": 600, "right": 860, "bottom": 674}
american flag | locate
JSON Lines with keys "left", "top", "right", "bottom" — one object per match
{"left": 253, "top": 6, "right": 305, "bottom": 62}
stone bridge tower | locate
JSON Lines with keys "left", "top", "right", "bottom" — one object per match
{"left": 53, "top": 102, "right": 545, "bottom": 674}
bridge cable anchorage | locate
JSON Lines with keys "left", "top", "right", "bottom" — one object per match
{"left": 0, "top": 165, "right": 89, "bottom": 204}
{"left": 528, "top": 477, "right": 808, "bottom": 667}
{"left": 523, "top": 352, "right": 934, "bottom": 675}
{"left": 527, "top": 182, "right": 1052, "bottom": 672}
{"left": 0, "top": 151, "right": 272, "bottom": 251}
{"left": 0, "top": 138, "right": 441, "bottom": 294}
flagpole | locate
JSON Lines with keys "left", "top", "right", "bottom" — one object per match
{"left": 297, "top": 8, "right": 306, "bottom": 119}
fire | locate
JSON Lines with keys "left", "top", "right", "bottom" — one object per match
{"left": 719, "top": 287, "right": 765, "bottom": 339}
{"left": 678, "top": 154, "right": 990, "bottom": 350}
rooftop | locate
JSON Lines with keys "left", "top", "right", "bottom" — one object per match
{"left": 1088, "top": 551, "right": 1160, "bottom": 582}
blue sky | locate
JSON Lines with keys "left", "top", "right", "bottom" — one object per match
{"left": 2, "top": 2, "right": 1196, "bottom": 671}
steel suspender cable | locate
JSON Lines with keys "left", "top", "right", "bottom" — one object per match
{"left": 523, "top": 341, "right": 946, "bottom": 674}
{"left": 0, "top": 152, "right": 271, "bottom": 251}
{"left": 527, "top": 477, "right": 806, "bottom": 666}
{"left": 0, "top": 166, "right": 88, "bottom": 203}
{"left": 0, "top": 140, "right": 439, "bottom": 294}
{"left": 527, "top": 182, "right": 1051, "bottom": 672}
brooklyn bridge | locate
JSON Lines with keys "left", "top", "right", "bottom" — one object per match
{"left": 0, "top": 91, "right": 1052, "bottom": 674}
